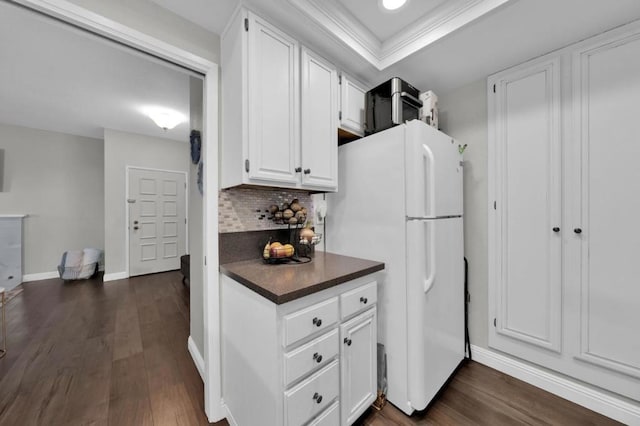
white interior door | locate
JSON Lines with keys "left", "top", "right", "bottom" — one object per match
{"left": 488, "top": 57, "right": 563, "bottom": 354}
{"left": 128, "top": 168, "right": 186, "bottom": 277}
{"left": 573, "top": 32, "right": 640, "bottom": 380}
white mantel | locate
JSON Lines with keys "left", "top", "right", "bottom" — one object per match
{"left": 0, "top": 215, "right": 25, "bottom": 290}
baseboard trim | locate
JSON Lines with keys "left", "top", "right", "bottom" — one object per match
{"left": 188, "top": 336, "right": 205, "bottom": 381}
{"left": 223, "top": 402, "right": 238, "bottom": 426}
{"left": 22, "top": 271, "right": 59, "bottom": 282}
{"left": 470, "top": 345, "right": 640, "bottom": 425}
{"left": 103, "top": 272, "right": 128, "bottom": 282}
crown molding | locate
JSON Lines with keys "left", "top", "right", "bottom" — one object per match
{"left": 288, "top": 0, "right": 512, "bottom": 70}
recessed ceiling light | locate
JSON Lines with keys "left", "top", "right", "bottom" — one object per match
{"left": 382, "top": 0, "right": 407, "bottom": 11}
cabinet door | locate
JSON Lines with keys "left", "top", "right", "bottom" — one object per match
{"left": 340, "top": 308, "right": 376, "bottom": 426}
{"left": 339, "top": 73, "right": 366, "bottom": 137}
{"left": 488, "top": 57, "right": 563, "bottom": 354}
{"left": 300, "top": 48, "right": 338, "bottom": 191}
{"left": 247, "top": 12, "right": 300, "bottom": 185}
{"left": 571, "top": 31, "right": 640, "bottom": 383}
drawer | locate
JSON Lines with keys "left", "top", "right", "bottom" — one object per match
{"left": 284, "top": 328, "right": 339, "bottom": 386}
{"left": 308, "top": 401, "right": 339, "bottom": 426}
{"left": 340, "top": 281, "right": 377, "bottom": 320}
{"left": 284, "top": 360, "right": 339, "bottom": 426}
{"left": 283, "top": 297, "right": 338, "bottom": 347}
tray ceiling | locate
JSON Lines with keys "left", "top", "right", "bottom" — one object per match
{"left": 287, "top": 0, "right": 512, "bottom": 69}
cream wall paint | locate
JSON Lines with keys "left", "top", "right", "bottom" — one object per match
{"left": 103, "top": 128, "right": 189, "bottom": 277}
{"left": 64, "top": 0, "right": 220, "bottom": 65}
{"left": 0, "top": 122, "right": 104, "bottom": 275}
{"left": 438, "top": 79, "right": 489, "bottom": 348}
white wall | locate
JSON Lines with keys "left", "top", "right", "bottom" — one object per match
{"left": 0, "top": 122, "right": 104, "bottom": 276}
{"left": 64, "top": 0, "right": 220, "bottom": 65}
{"left": 103, "top": 129, "right": 189, "bottom": 278}
{"left": 438, "top": 79, "right": 489, "bottom": 348}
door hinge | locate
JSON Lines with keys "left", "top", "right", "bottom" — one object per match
{"left": 185, "top": 218, "right": 187, "bottom": 224}
{"left": 338, "top": 75, "right": 342, "bottom": 85}
{"left": 245, "top": 159, "right": 250, "bottom": 172}
{"left": 244, "top": 18, "right": 249, "bottom": 31}
{"left": 493, "top": 84, "right": 496, "bottom": 93}
{"left": 493, "top": 318, "right": 497, "bottom": 327}
{"left": 204, "top": 256, "right": 207, "bottom": 266}
{"left": 493, "top": 201, "right": 496, "bottom": 210}
{"left": 338, "top": 111, "right": 342, "bottom": 121}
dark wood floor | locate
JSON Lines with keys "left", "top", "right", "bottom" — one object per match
{"left": 0, "top": 272, "right": 620, "bottom": 426}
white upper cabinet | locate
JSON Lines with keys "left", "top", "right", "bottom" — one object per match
{"left": 221, "top": 8, "right": 338, "bottom": 191}
{"left": 247, "top": 12, "right": 300, "bottom": 185}
{"left": 301, "top": 48, "right": 338, "bottom": 190}
{"left": 339, "top": 73, "right": 367, "bottom": 137}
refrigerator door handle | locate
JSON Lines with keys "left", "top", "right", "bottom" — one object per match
{"left": 424, "top": 221, "right": 436, "bottom": 294}
{"left": 422, "top": 144, "right": 436, "bottom": 218}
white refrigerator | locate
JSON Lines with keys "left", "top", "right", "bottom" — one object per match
{"left": 326, "top": 120, "right": 465, "bottom": 415}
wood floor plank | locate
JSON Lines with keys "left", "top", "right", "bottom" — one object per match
{"left": 0, "top": 271, "right": 622, "bottom": 426}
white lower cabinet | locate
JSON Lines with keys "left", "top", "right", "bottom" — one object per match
{"left": 221, "top": 273, "right": 378, "bottom": 426}
{"left": 340, "top": 309, "right": 377, "bottom": 425}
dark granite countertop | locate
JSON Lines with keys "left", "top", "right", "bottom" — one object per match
{"left": 220, "top": 252, "right": 385, "bottom": 304}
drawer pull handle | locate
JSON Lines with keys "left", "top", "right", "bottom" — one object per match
{"left": 344, "top": 338, "right": 352, "bottom": 346}
{"left": 312, "top": 317, "right": 322, "bottom": 327}
{"left": 360, "top": 297, "right": 368, "bottom": 304}
{"left": 313, "top": 352, "right": 323, "bottom": 363}
{"left": 313, "top": 392, "right": 323, "bottom": 404}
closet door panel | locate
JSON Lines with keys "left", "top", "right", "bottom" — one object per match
{"left": 489, "top": 58, "right": 562, "bottom": 354}
{"left": 574, "top": 33, "right": 640, "bottom": 378}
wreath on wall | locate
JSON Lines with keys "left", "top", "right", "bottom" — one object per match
{"left": 190, "top": 130, "right": 201, "bottom": 164}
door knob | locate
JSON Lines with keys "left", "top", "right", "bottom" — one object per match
{"left": 552, "top": 227, "right": 560, "bottom": 233}
{"left": 574, "top": 228, "right": 582, "bottom": 234}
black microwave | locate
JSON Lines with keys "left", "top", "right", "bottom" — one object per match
{"left": 365, "top": 77, "right": 422, "bottom": 135}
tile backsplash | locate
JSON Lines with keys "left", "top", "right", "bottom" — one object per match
{"left": 219, "top": 187, "right": 314, "bottom": 233}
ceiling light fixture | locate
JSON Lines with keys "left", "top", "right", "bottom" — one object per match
{"left": 143, "top": 107, "right": 186, "bottom": 130}
{"left": 382, "top": 0, "right": 407, "bottom": 11}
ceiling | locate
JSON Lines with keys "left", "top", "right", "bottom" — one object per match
{"left": 0, "top": 1, "right": 195, "bottom": 142}
{"left": 4, "top": 0, "right": 640, "bottom": 143}
{"left": 151, "top": 0, "right": 640, "bottom": 95}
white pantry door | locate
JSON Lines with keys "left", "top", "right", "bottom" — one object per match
{"left": 128, "top": 168, "right": 186, "bottom": 276}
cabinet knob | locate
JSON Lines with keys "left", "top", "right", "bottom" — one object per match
{"left": 312, "top": 392, "right": 323, "bottom": 404}
{"left": 312, "top": 317, "right": 322, "bottom": 327}
{"left": 552, "top": 227, "right": 560, "bottom": 233}
{"left": 303, "top": 169, "right": 311, "bottom": 174}
{"left": 344, "top": 337, "right": 352, "bottom": 346}
{"left": 313, "top": 352, "right": 323, "bottom": 363}
{"left": 295, "top": 167, "right": 302, "bottom": 173}
{"left": 574, "top": 228, "right": 582, "bottom": 234}
{"left": 134, "top": 220, "right": 139, "bottom": 225}
{"left": 360, "top": 297, "right": 368, "bottom": 304}
{"left": 133, "top": 226, "right": 139, "bottom": 230}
